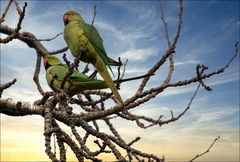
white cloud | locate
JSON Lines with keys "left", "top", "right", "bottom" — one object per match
{"left": 22, "top": 11, "right": 63, "bottom": 39}
{"left": 164, "top": 59, "right": 199, "bottom": 67}
{"left": 96, "top": 21, "right": 124, "bottom": 40}
{"left": 131, "top": 104, "right": 171, "bottom": 118}
{"left": 192, "top": 105, "right": 238, "bottom": 124}
{"left": 2, "top": 87, "right": 42, "bottom": 103}
{"left": 174, "top": 105, "right": 239, "bottom": 145}
{"left": 1, "top": 64, "right": 49, "bottom": 103}
{"left": 96, "top": 21, "right": 153, "bottom": 50}
{"left": 119, "top": 48, "right": 156, "bottom": 61}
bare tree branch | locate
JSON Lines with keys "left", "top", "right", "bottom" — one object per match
{"left": 159, "top": 0, "right": 175, "bottom": 88}
{"left": 0, "top": 1, "right": 27, "bottom": 44}
{"left": 137, "top": 0, "right": 183, "bottom": 93}
{"left": 0, "top": 0, "right": 237, "bottom": 161}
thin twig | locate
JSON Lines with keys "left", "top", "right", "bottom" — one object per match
{"left": 60, "top": 49, "right": 83, "bottom": 89}
{"left": 37, "top": 32, "right": 63, "bottom": 41}
{"left": 124, "top": 137, "right": 141, "bottom": 161}
{"left": 14, "top": 0, "right": 23, "bottom": 15}
{"left": 48, "top": 47, "right": 68, "bottom": 55}
{"left": 159, "top": 0, "right": 171, "bottom": 47}
{"left": 82, "top": 63, "right": 90, "bottom": 74}
{"left": 116, "top": 57, "right": 122, "bottom": 89}
{"left": 120, "top": 58, "right": 127, "bottom": 79}
{"left": 91, "top": 5, "right": 97, "bottom": 26}
{"left": 127, "top": 137, "right": 141, "bottom": 146}
{"left": 0, "top": 1, "right": 28, "bottom": 44}
{"left": 114, "top": 72, "right": 155, "bottom": 84}
{"left": 0, "top": 79, "right": 17, "bottom": 98}
{"left": 137, "top": 46, "right": 175, "bottom": 93}
{"left": 70, "top": 93, "right": 112, "bottom": 107}
{"left": 116, "top": 57, "right": 127, "bottom": 89}
{"left": 33, "top": 52, "right": 45, "bottom": 95}
{"left": 0, "top": 0, "right": 14, "bottom": 24}
{"left": 159, "top": 0, "right": 175, "bottom": 87}
{"left": 189, "top": 136, "right": 220, "bottom": 162}
{"left": 0, "top": 78, "right": 17, "bottom": 91}
{"left": 63, "top": 53, "right": 71, "bottom": 67}
{"left": 137, "top": 0, "right": 183, "bottom": 93}
{"left": 144, "top": 115, "right": 163, "bottom": 129}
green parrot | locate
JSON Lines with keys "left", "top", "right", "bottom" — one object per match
{"left": 44, "top": 55, "right": 151, "bottom": 97}
{"left": 44, "top": 55, "right": 111, "bottom": 97}
{"left": 63, "top": 10, "right": 123, "bottom": 103}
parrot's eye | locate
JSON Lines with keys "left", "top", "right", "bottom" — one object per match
{"left": 63, "top": 15, "right": 68, "bottom": 25}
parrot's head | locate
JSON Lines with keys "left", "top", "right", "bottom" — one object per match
{"left": 63, "top": 10, "right": 83, "bottom": 26}
{"left": 43, "top": 55, "right": 62, "bottom": 69}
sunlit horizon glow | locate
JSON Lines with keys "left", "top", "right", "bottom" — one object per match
{"left": 0, "top": 0, "right": 239, "bottom": 161}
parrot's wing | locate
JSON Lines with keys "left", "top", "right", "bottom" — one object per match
{"left": 69, "top": 70, "right": 102, "bottom": 82}
{"left": 48, "top": 64, "right": 103, "bottom": 83}
{"left": 47, "top": 64, "right": 68, "bottom": 81}
{"left": 81, "top": 23, "right": 114, "bottom": 75}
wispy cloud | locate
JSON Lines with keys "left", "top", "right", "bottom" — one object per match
{"left": 191, "top": 105, "right": 238, "bottom": 124}
{"left": 163, "top": 59, "right": 198, "bottom": 67}
{"left": 119, "top": 48, "right": 157, "bottom": 61}
{"left": 1, "top": 64, "right": 49, "bottom": 102}
{"left": 95, "top": 20, "right": 156, "bottom": 51}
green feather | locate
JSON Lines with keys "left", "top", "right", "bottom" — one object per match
{"left": 81, "top": 23, "right": 114, "bottom": 75}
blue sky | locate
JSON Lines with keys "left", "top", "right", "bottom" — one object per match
{"left": 1, "top": 0, "right": 239, "bottom": 161}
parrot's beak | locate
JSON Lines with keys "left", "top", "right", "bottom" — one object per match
{"left": 63, "top": 15, "right": 68, "bottom": 25}
{"left": 43, "top": 57, "right": 49, "bottom": 69}
{"left": 43, "top": 57, "right": 48, "bottom": 65}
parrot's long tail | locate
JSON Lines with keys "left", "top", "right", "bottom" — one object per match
{"left": 94, "top": 59, "right": 124, "bottom": 104}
